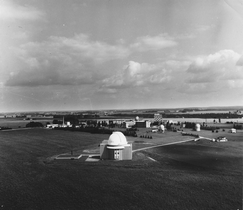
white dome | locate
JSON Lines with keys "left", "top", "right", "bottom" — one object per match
{"left": 108, "top": 131, "right": 127, "bottom": 146}
{"left": 135, "top": 116, "right": 139, "bottom": 121}
{"left": 160, "top": 125, "right": 165, "bottom": 130}
{"left": 195, "top": 124, "right": 200, "bottom": 131}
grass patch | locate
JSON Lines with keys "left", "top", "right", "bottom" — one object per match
{"left": 0, "top": 128, "right": 242, "bottom": 210}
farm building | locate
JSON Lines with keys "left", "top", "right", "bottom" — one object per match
{"left": 46, "top": 124, "right": 59, "bottom": 129}
{"left": 122, "top": 121, "right": 136, "bottom": 128}
{"left": 100, "top": 131, "right": 132, "bottom": 160}
{"left": 135, "top": 121, "right": 151, "bottom": 128}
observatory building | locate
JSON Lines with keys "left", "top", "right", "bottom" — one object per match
{"left": 100, "top": 131, "right": 132, "bottom": 160}
{"left": 159, "top": 124, "right": 165, "bottom": 133}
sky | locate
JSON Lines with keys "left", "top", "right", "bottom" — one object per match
{"left": 0, "top": 0, "right": 243, "bottom": 112}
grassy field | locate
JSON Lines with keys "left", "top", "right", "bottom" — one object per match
{"left": 0, "top": 118, "right": 52, "bottom": 129}
{"left": 0, "top": 128, "right": 242, "bottom": 210}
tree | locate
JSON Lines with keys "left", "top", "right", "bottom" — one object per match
{"left": 26, "top": 122, "right": 43, "bottom": 128}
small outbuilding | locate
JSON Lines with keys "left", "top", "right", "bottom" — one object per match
{"left": 135, "top": 121, "right": 151, "bottom": 128}
{"left": 122, "top": 121, "right": 135, "bottom": 128}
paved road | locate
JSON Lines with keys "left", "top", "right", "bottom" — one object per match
{"left": 132, "top": 139, "right": 194, "bottom": 152}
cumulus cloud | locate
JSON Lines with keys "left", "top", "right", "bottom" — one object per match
{"left": 236, "top": 55, "right": 243, "bottom": 66}
{"left": 101, "top": 61, "right": 167, "bottom": 89}
{"left": 130, "top": 34, "right": 177, "bottom": 52}
{"left": 0, "top": 1, "right": 45, "bottom": 21}
{"left": 182, "top": 50, "right": 243, "bottom": 93}
{"left": 100, "top": 60, "right": 189, "bottom": 93}
{"left": 4, "top": 31, "right": 182, "bottom": 87}
{"left": 187, "top": 50, "right": 243, "bottom": 83}
{"left": 49, "top": 34, "right": 129, "bottom": 63}
{"left": 5, "top": 34, "right": 130, "bottom": 87}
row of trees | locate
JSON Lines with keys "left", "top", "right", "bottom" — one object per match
{"left": 110, "top": 113, "right": 241, "bottom": 119}
{"left": 53, "top": 126, "right": 139, "bottom": 137}
{"left": 26, "top": 122, "right": 44, "bottom": 128}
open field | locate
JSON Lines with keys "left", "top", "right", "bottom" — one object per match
{"left": 0, "top": 128, "right": 242, "bottom": 209}
{"left": 0, "top": 119, "right": 52, "bottom": 129}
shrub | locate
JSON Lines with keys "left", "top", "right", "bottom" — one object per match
{"left": 26, "top": 122, "right": 44, "bottom": 128}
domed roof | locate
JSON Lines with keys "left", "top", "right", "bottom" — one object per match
{"left": 108, "top": 131, "right": 127, "bottom": 146}
{"left": 195, "top": 123, "right": 200, "bottom": 128}
{"left": 160, "top": 124, "right": 165, "bottom": 129}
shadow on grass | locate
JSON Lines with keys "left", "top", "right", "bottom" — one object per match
{"left": 90, "top": 155, "right": 100, "bottom": 159}
{"left": 142, "top": 140, "right": 242, "bottom": 174}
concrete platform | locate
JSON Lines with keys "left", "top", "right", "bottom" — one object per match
{"left": 55, "top": 154, "right": 82, "bottom": 160}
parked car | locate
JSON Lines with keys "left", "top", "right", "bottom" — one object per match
{"left": 213, "top": 136, "right": 228, "bottom": 142}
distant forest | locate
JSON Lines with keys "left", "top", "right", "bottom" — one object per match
{"left": 110, "top": 113, "right": 242, "bottom": 119}
{"left": 52, "top": 112, "right": 242, "bottom": 120}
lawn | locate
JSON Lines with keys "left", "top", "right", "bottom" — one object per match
{"left": 0, "top": 128, "right": 242, "bottom": 210}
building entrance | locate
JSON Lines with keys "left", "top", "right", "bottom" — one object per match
{"left": 114, "top": 150, "right": 120, "bottom": 160}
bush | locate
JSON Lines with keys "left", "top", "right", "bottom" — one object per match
{"left": 181, "top": 132, "right": 199, "bottom": 138}
{"left": 26, "top": 122, "right": 44, "bottom": 128}
{"left": 0, "top": 127, "right": 12, "bottom": 130}
{"left": 233, "top": 124, "right": 243, "bottom": 129}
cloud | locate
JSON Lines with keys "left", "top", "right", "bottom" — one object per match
{"left": 196, "top": 24, "right": 214, "bottom": 32}
{"left": 100, "top": 60, "right": 189, "bottom": 93}
{"left": 5, "top": 32, "right": 180, "bottom": 87}
{"left": 3, "top": 31, "right": 183, "bottom": 87}
{"left": 0, "top": 1, "right": 45, "bottom": 21}
{"left": 236, "top": 55, "right": 243, "bottom": 66}
{"left": 187, "top": 50, "right": 243, "bottom": 83}
{"left": 182, "top": 50, "right": 243, "bottom": 93}
{"left": 130, "top": 34, "right": 177, "bottom": 52}
{"left": 5, "top": 34, "right": 130, "bottom": 87}
{"left": 5, "top": 68, "right": 94, "bottom": 87}
{"left": 49, "top": 34, "right": 129, "bottom": 63}
{"left": 101, "top": 61, "right": 167, "bottom": 89}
